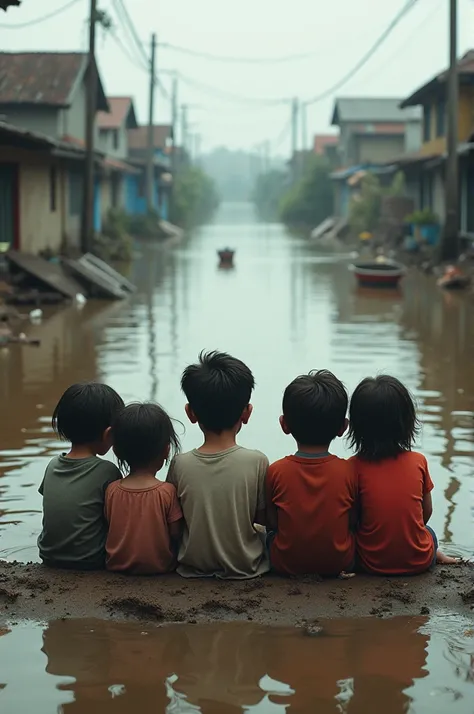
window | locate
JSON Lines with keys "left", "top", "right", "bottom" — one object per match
{"left": 49, "top": 166, "right": 57, "bottom": 213}
{"left": 436, "top": 96, "right": 446, "bottom": 137}
{"left": 423, "top": 105, "right": 431, "bottom": 142}
{"left": 69, "top": 171, "right": 83, "bottom": 216}
{"left": 113, "top": 129, "right": 119, "bottom": 150}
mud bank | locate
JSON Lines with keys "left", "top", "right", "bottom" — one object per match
{"left": 1, "top": 561, "right": 473, "bottom": 625}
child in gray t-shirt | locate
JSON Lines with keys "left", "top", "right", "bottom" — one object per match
{"left": 167, "top": 350, "right": 270, "bottom": 579}
{"left": 38, "top": 382, "right": 124, "bottom": 570}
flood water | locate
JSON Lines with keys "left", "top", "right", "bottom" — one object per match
{"left": 0, "top": 202, "right": 473, "bottom": 560}
{"left": 1, "top": 204, "right": 474, "bottom": 712}
{"left": 1, "top": 616, "right": 474, "bottom": 713}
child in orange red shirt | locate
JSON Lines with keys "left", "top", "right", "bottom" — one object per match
{"left": 105, "top": 402, "right": 183, "bottom": 575}
{"left": 349, "top": 375, "right": 458, "bottom": 575}
{"left": 266, "top": 370, "right": 357, "bottom": 577}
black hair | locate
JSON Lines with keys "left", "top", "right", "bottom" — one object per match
{"left": 52, "top": 382, "right": 124, "bottom": 445}
{"left": 282, "top": 370, "right": 348, "bottom": 446}
{"left": 181, "top": 350, "right": 255, "bottom": 433}
{"left": 349, "top": 375, "right": 420, "bottom": 461}
{"left": 112, "top": 402, "right": 180, "bottom": 472}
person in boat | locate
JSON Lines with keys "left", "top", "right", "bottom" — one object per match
{"left": 349, "top": 375, "right": 459, "bottom": 575}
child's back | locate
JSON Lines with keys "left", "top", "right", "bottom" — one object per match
{"left": 349, "top": 375, "right": 458, "bottom": 575}
{"left": 268, "top": 453, "right": 356, "bottom": 576}
{"left": 267, "top": 371, "right": 355, "bottom": 577}
{"left": 105, "top": 403, "right": 183, "bottom": 575}
{"left": 353, "top": 450, "right": 433, "bottom": 574}
{"left": 39, "top": 382, "right": 124, "bottom": 569}
{"left": 39, "top": 454, "right": 120, "bottom": 569}
{"left": 169, "top": 445, "right": 268, "bottom": 578}
{"left": 168, "top": 350, "right": 269, "bottom": 579}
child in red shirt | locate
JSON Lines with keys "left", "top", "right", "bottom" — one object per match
{"left": 266, "top": 370, "right": 357, "bottom": 577}
{"left": 349, "top": 375, "right": 458, "bottom": 575}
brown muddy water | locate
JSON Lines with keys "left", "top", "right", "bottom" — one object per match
{"left": 1, "top": 616, "right": 474, "bottom": 713}
{"left": 0, "top": 202, "right": 473, "bottom": 712}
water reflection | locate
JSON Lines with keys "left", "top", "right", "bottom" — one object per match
{"left": 0, "top": 204, "right": 473, "bottom": 560}
{"left": 1, "top": 616, "right": 474, "bottom": 713}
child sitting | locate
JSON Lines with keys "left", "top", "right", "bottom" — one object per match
{"left": 167, "top": 350, "right": 270, "bottom": 579}
{"left": 266, "top": 370, "right": 356, "bottom": 577}
{"left": 349, "top": 375, "right": 458, "bottom": 575}
{"left": 38, "top": 382, "right": 124, "bottom": 570}
{"left": 105, "top": 402, "right": 183, "bottom": 575}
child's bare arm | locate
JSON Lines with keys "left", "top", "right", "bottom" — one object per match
{"left": 423, "top": 492, "right": 433, "bottom": 524}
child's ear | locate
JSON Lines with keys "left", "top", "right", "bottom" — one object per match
{"left": 279, "top": 415, "right": 291, "bottom": 435}
{"left": 241, "top": 404, "right": 253, "bottom": 425}
{"left": 103, "top": 426, "right": 113, "bottom": 448}
{"left": 185, "top": 404, "right": 198, "bottom": 424}
{"left": 337, "top": 418, "right": 349, "bottom": 438}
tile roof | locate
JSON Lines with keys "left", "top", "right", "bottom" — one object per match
{"left": 331, "top": 98, "right": 422, "bottom": 125}
{"left": 97, "top": 96, "right": 137, "bottom": 129}
{"left": 401, "top": 50, "right": 474, "bottom": 107}
{"left": 128, "top": 125, "right": 172, "bottom": 150}
{"left": 0, "top": 52, "right": 90, "bottom": 106}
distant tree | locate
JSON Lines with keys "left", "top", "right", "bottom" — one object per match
{"left": 252, "top": 169, "right": 288, "bottom": 221}
{"left": 279, "top": 156, "right": 334, "bottom": 228}
{"left": 171, "top": 166, "right": 220, "bottom": 229}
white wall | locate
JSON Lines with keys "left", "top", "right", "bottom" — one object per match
{"left": 97, "top": 126, "right": 128, "bottom": 160}
{"left": 405, "top": 121, "right": 422, "bottom": 153}
{"left": 19, "top": 162, "right": 63, "bottom": 254}
{"left": 60, "top": 82, "right": 87, "bottom": 141}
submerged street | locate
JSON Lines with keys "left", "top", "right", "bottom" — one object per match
{"left": 0, "top": 203, "right": 474, "bottom": 712}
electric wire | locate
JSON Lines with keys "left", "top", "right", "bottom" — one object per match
{"left": 0, "top": 0, "right": 81, "bottom": 28}
{"left": 160, "top": 41, "right": 323, "bottom": 65}
{"left": 304, "top": 0, "right": 420, "bottom": 105}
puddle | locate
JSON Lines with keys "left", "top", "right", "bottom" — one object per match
{"left": 1, "top": 616, "right": 474, "bottom": 713}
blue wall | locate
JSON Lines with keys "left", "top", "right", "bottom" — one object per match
{"left": 93, "top": 179, "right": 101, "bottom": 233}
{"left": 125, "top": 173, "right": 164, "bottom": 217}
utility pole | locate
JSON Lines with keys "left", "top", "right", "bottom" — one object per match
{"left": 181, "top": 104, "right": 188, "bottom": 160}
{"left": 301, "top": 102, "right": 308, "bottom": 153}
{"left": 82, "top": 0, "right": 97, "bottom": 253}
{"left": 171, "top": 75, "right": 178, "bottom": 175}
{"left": 146, "top": 33, "right": 157, "bottom": 213}
{"left": 441, "top": 0, "right": 459, "bottom": 261}
{"left": 291, "top": 97, "right": 299, "bottom": 182}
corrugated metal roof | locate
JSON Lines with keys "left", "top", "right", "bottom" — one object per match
{"left": 0, "top": 52, "right": 108, "bottom": 111}
{"left": 332, "top": 98, "right": 422, "bottom": 125}
{"left": 401, "top": 50, "right": 474, "bottom": 107}
{"left": 97, "top": 97, "right": 137, "bottom": 129}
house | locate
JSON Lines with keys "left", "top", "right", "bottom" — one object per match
{"left": 126, "top": 125, "right": 173, "bottom": 219}
{"left": 313, "top": 134, "right": 339, "bottom": 167}
{"left": 330, "top": 97, "right": 422, "bottom": 217}
{"left": 0, "top": 121, "right": 86, "bottom": 254}
{"left": 0, "top": 53, "right": 137, "bottom": 248}
{"left": 331, "top": 97, "right": 422, "bottom": 167}
{"left": 395, "top": 50, "right": 474, "bottom": 235}
{"left": 97, "top": 97, "right": 139, "bottom": 220}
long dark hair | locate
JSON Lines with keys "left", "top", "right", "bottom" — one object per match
{"left": 349, "top": 375, "right": 420, "bottom": 461}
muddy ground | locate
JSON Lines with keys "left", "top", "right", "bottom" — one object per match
{"left": 0, "top": 560, "right": 473, "bottom": 625}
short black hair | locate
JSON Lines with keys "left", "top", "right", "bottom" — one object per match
{"left": 181, "top": 350, "right": 255, "bottom": 433}
{"left": 52, "top": 382, "right": 124, "bottom": 445}
{"left": 349, "top": 375, "right": 420, "bottom": 461}
{"left": 283, "top": 370, "right": 348, "bottom": 445}
{"left": 112, "top": 402, "right": 180, "bottom": 472}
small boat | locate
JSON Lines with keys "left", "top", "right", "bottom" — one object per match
{"left": 350, "top": 259, "right": 405, "bottom": 288}
{"left": 218, "top": 249, "right": 235, "bottom": 266}
{"left": 437, "top": 266, "right": 470, "bottom": 290}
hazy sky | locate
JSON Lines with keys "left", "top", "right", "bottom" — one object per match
{"left": 2, "top": 0, "right": 474, "bottom": 155}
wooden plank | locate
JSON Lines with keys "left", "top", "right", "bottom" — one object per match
{"left": 81, "top": 253, "right": 136, "bottom": 293}
{"left": 6, "top": 250, "right": 84, "bottom": 299}
{"left": 64, "top": 258, "right": 128, "bottom": 300}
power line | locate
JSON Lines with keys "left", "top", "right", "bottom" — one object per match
{"left": 109, "top": 27, "right": 148, "bottom": 72}
{"left": 160, "top": 41, "right": 323, "bottom": 65}
{"left": 112, "top": 0, "right": 148, "bottom": 66}
{"left": 0, "top": 0, "right": 81, "bottom": 28}
{"left": 304, "top": 0, "right": 420, "bottom": 105}
{"left": 178, "top": 72, "right": 289, "bottom": 106}
{"left": 271, "top": 116, "right": 292, "bottom": 152}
